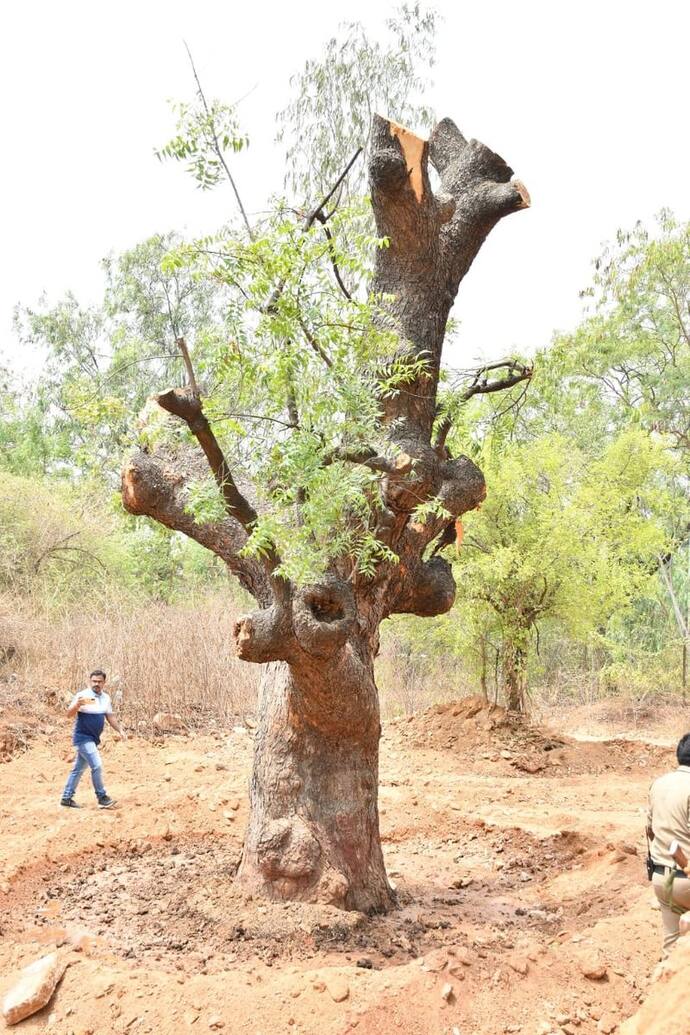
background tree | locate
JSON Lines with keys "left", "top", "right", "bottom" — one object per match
{"left": 277, "top": 3, "right": 438, "bottom": 205}
{"left": 0, "top": 472, "right": 129, "bottom": 605}
{"left": 14, "top": 233, "right": 227, "bottom": 478}
{"left": 0, "top": 368, "right": 60, "bottom": 476}
{"left": 440, "top": 428, "right": 683, "bottom": 710}
{"left": 543, "top": 212, "right": 690, "bottom": 689}
{"left": 548, "top": 212, "right": 690, "bottom": 458}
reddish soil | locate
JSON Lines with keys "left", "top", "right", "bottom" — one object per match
{"left": 0, "top": 695, "right": 686, "bottom": 1034}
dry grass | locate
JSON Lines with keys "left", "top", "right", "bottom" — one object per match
{"left": 375, "top": 632, "right": 469, "bottom": 719}
{"left": 1, "top": 591, "right": 467, "bottom": 729}
{"left": 4, "top": 591, "right": 681, "bottom": 737}
{"left": 0, "top": 591, "right": 259, "bottom": 731}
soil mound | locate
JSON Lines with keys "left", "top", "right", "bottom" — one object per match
{"left": 2, "top": 825, "right": 629, "bottom": 972}
{"left": 0, "top": 677, "right": 65, "bottom": 761}
{"left": 389, "top": 695, "right": 670, "bottom": 776}
{"left": 391, "top": 695, "right": 563, "bottom": 754}
{"left": 621, "top": 935, "right": 690, "bottom": 1034}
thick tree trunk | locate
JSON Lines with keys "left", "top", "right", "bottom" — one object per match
{"left": 237, "top": 659, "right": 394, "bottom": 913}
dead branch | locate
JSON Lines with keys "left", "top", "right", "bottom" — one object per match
{"left": 459, "top": 361, "right": 533, "bottom": 403}
{"left": 175, "top": 336, "right": 199, "bottom": 395}
{"left": 155, "top": 388, "right": 259, "bottom": 532}
{"left": 434, "top": 361, "right": 533, "bottom": 451}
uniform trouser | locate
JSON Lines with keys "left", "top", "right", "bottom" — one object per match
{"left": 62, "top": 740, "right": 106, "bottom": 800}
{"left": 652, "top": 870, "right": 690, "bottom": 955}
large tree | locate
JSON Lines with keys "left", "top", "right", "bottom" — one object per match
{"left": 121, "top": 110, "right": 530, "bottom": 912}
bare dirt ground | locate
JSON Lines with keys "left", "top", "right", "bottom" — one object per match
{"left": 1, "top": 694, "right": 688, "bottom": 1035}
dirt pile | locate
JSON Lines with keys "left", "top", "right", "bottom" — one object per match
{"left": 393, "top": 695, "right": 524, "bottom": 747}
{"left": 390, "top": 695, "right": 670, "bottom": 776}
{"left": 0, "top": 677, "right": 65, "bottom": 761}
{"left": 4, "top": 824, "right": 625, "bottom": 974}
{"left": 620, "top": 935, "right": 690, "bottom": 1035}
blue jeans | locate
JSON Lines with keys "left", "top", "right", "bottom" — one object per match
{"left": 63, "top": 740, "right": 106, "bottom": 800}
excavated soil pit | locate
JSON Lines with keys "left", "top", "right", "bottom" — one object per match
{"left": 3, "top": 823, "right": 639, "bottom": 974}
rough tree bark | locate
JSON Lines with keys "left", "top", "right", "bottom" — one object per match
{"left": 503, "top": 637, "right": 528, "bottom": 713}
{"left": 122, "top": 114, "right": 529, "bottom": 912}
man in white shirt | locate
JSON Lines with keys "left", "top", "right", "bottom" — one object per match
{"left": 647, "top": 733, "right": 690, "bottom": 955}
{"left": 60, "top": 669, "right": 126, "bottom": 809}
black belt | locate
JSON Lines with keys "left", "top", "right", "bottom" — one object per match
{"left": 652, "top": 863, "right": 688, "bottom": 879}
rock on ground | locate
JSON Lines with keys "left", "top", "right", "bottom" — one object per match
{"left": 152, "top": 712, "right": 188, "bottom": 734}
{"left": 579, "top": 954, "right": 608, "bottom": 980}
{"left": 324, "top": 974, "right": 350, "bottom": 1003}
{"left": 2, "top": 951, "right": 67, "bottom": 1025}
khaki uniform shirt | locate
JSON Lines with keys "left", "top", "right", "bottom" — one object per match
{"left": 648, "top": 765, "right": 690, "bottom": 868}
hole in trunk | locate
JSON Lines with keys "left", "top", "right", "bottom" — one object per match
{"left": 307, "top": 593, "right": 345, "bottom": 624}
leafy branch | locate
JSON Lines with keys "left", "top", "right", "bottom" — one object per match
{"left": 155, "top": 43, "right": 253, "bottom": 240}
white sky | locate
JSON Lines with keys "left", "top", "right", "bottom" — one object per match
{"left": 1, "top": 0, "right": 688, "bottom": 376}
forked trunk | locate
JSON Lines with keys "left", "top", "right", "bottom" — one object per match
{"left": 237, "top": 657, "right": 394, "bottom": 913}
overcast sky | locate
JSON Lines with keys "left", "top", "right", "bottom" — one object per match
{"left": 1, "top": 0, "right": 688, "bottom": 377}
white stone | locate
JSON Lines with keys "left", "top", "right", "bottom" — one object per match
{"left": 325, "top": 975, "right": 349, "bottom": 1002}
{"left": 2, "top": 952, "right": 66, "bottom": 1026}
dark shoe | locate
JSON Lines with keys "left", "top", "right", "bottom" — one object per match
{"left": 60, "top": 798, "right": 81, "bottom": 808}
{"left": 97, "top": 795, "right": 117, "bottom": 809}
